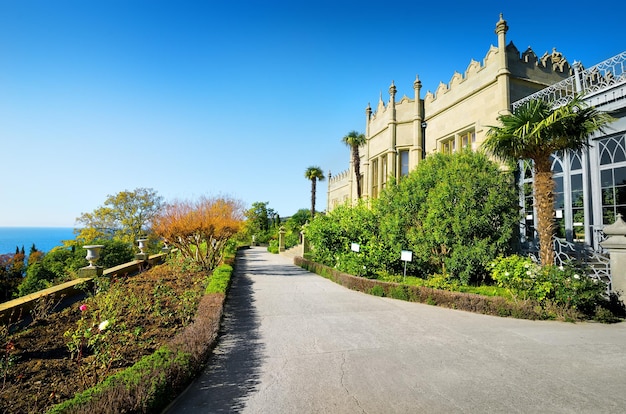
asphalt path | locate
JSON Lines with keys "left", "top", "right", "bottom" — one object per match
{"left": 164, "top": 246, "right": 626, "bottom": 413}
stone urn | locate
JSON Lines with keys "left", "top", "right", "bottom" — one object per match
{"left": 137, "top": 238, "right": 148, "bottom": 255}
{"left": 83, "top": 245, "right": 104, "bottom": 268}
{"left": 161, "top": 239, "right": 171, "bottom": 255}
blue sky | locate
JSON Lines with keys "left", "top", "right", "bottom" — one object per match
{"left": 1, "top": 0, "right": 624, "bottom": 227}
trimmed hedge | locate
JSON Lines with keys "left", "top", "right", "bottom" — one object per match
{"left": 294, "top": 256, "right": 544, "bottom": 320}
{"left": 48, "top": 262, "right": 235, "bottom": 414}
{"left": 206, "top": 264, "right": 233, "bottom": 294}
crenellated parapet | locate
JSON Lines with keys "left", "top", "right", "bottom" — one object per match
{"left": 329, "top": 169, "right": 350, "bottom": 184}
{"left": 423, "top": 43, "right": 572, "bottom": 107}
{"left": 424, "top": 45, "right": 500, "bottom": 105}
{"left": 331, "top": 14, "right": 584, "bottom": 212}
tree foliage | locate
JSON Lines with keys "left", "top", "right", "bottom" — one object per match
{"left": 243, "top": 201, "right": 278, "bottom": 244}
{"left": 152, "top": 196, "right": 244, "bottom": 271}
{"left": 305, "top": 151, "right": 519, "bottom": 284}
{"left": 75, "top": 188, "right": 164, "bottom": 246}
{"left": 342, "top": 130, "right": 366, "bottom": 198}
{"left": 0, "top": 254, "right": 23, "bottom": 301}
{"left": 17, "top": 240, "right": 134, "bottom": 296}
{"left": 304, "top": 201, "right": 395, "bottom": 277}
{"left": 16, "top": 240, "right": 134, "bottom": 297}
{"left": 380, "top": 151, "right": 519, "bottom": 283}
{"left": 304, "top": 166, "right": 325, "bottom": 217}
{"left": 483, "top": 97, "right": 614, "bottom": 265}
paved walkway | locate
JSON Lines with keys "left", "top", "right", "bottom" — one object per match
{"left": 164, "top": 247, "right": 626, "bottom": 413}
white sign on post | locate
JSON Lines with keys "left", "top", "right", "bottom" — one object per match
{"left": 401, "top": 250, "right": 413, "bottom": 281}
{"left": 401, "top": 250, "right": 413, "bottom": 262}
{"left": 351, "top": 243, "right": 360, "bottom": 252}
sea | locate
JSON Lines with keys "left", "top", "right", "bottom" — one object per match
{"left": 0, "top": 227, "right": 76, "bottom": 255}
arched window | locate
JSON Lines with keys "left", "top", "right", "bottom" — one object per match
{"left": 598, "top": 134, "right": 626, "bottom": 224}
{"left": 551, "top": 154, "right": 566, "bottom": 238}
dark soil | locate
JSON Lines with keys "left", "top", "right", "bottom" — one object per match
{"left": 1, "top": 264, "right": 206, "bottom": 414}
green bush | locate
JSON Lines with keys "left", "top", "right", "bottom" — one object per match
{"left": 305, "top": 201, "right": 380, "bottom": 272}
{"left": 369, "top": 285, "right": 384, "bottom": 296}
{"left": 267, "top": 240, "right": 279, "bottom": 254}
{"left": 389, "top": 285, "right": 409, "bottom": 300}
{"left": 305, "top": 151, "right": 519, "bottom": 284}
{"left": 17, "top": 262, "right": 53, "bottom": 296}
{"left": 489, "top": 255, "right": 543, "bottom": 299}
{"left": 377, "top": 151, "right": 519, "bottom": 284}
{"left": 294, "top": 256, "right": 544, "bottom": 320}
{"left": 205, "top": 264, "right": 233, "bottom": 294}
{"left": 490, "top": 255, "right": 608, "bottom": 316}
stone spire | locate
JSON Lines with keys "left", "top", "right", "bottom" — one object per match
{"left": 413, "top": 74, "right": 422, "bottom": 90}
{"left": 389, "top": 81, "right": 397, "bottom": 121}
{"left": 389, "top": 80, "right": 397, "bottom": 101}
{"left": 495, "top": 13, "right": 508, "bottom": 37}
{"left": 495, "top": 13, "right": 511, "bottom": 114}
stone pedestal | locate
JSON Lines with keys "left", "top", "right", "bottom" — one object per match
{"left": 300, "top": 221, "right": 310, "bottom": 257}
{"left": 278, "top": 226, "right": 286, "bottom": 252}
{"left": 135, "top": 253, "right": 149, "bottom": 261}
{"left": 78, "top": 265, "right": 103, "bottom": 278}
{"left": 600, "top": 214, "right": 626, "bottom": 298}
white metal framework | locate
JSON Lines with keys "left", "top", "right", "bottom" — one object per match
{"left": 514, "top": 51, "right": 626, "bottom": 286}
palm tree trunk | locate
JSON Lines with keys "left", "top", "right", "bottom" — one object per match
{"left": 533, "top": 155, "right": 556, "bottom": 266}
{"left": 352, "top": 147, "right": 362, "bottom": 198}
{"left": 311, "top": 178, "right": 317, "bottom": 217}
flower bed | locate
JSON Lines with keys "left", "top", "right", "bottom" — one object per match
{"left": 1, "top": 259, "right": 234, "bottom": 413}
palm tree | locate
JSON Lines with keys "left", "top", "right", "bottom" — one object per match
{"left": 342, "top": 130, "right": 367, "bottom": 198}
{"left": 483, "top": 96, "right": 613, "bottom": 266}
{"left": 304, "top": 166, "right": 325, "bottom": 218}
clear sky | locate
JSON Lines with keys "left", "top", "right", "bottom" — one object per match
{"left": 1, "top": 0, "right": 624, "bottom": 227}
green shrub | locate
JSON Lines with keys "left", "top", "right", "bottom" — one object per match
{"left": 389, "top": 285, "right": 409, "bottom": 300}
{"left": 490, "top": 255, "right": 609, "bottom": 316}
{"left": 305, "top": 152, "right": 518, "bottom": 284}
{"left": 267, "top": 240, "right": 279, "bottom": 254}
{"left": 304, "top": 201, "right": 402, "bottom": 278}
{"left": 490, "top": 255, "right": 542, "bottom": 299}
{"left": 294, "top": 256, "right": 545, "bottom": 320}
{"left": 206, "top": 264, "right": 233, "bottom": 294}
{"left": 377, "top": 151, "right": 519, "bottom": 284}
{"left": 369, "top": 285, "right": 385, "bottom": 297}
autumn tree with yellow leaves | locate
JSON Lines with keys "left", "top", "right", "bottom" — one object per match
{"left": 152, "top": 196, "right": 244, "bottom": 271}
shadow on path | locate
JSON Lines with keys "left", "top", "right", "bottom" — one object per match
{"left": 164, "top": 251, "right": 264, "bottom": 413}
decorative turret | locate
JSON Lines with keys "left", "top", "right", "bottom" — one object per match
{"left": 365, "top": 102, "right": 372, "bottom": 136}
{"left": 495, "top": 13, "right": 509, "bottom": 74}
{"left": 389, "top": 80, "right": 397, "bottom": 100}
{"left": 495, "top": 13, "right": 508, "bottom": 37}
{"left": 413, "top": 74, "right": 422, "bottom": 90}
{"left": 412, "top": 74, "right": 424, "bottom": 165}
{"left": 413, "top": 74, "right": 422, "bottom": 115}
{"left": 495, "top": 13, "right": 511, "bottom": 114}
{"left": 389, "top": 80, "right": 397, "bottom": 121}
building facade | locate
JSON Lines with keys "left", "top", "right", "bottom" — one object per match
{"left": 327, "top": 14, "right": 626, "bottom": 282}
{"left": 513, "top": 51, "right": 626, "bottom": 273}
{"left": 328, "top": 14, "right": 572, "bottom": 209}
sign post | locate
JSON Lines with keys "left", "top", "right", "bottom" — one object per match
{"left": 351, "top": 243, "right": 361, "bottom": 276}
{"left": 401, "top": 250, "right": 413, "bottom": 282}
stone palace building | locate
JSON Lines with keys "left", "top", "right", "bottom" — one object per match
{"left": 327, "top": 14, "right": 626, "bottom": 283}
